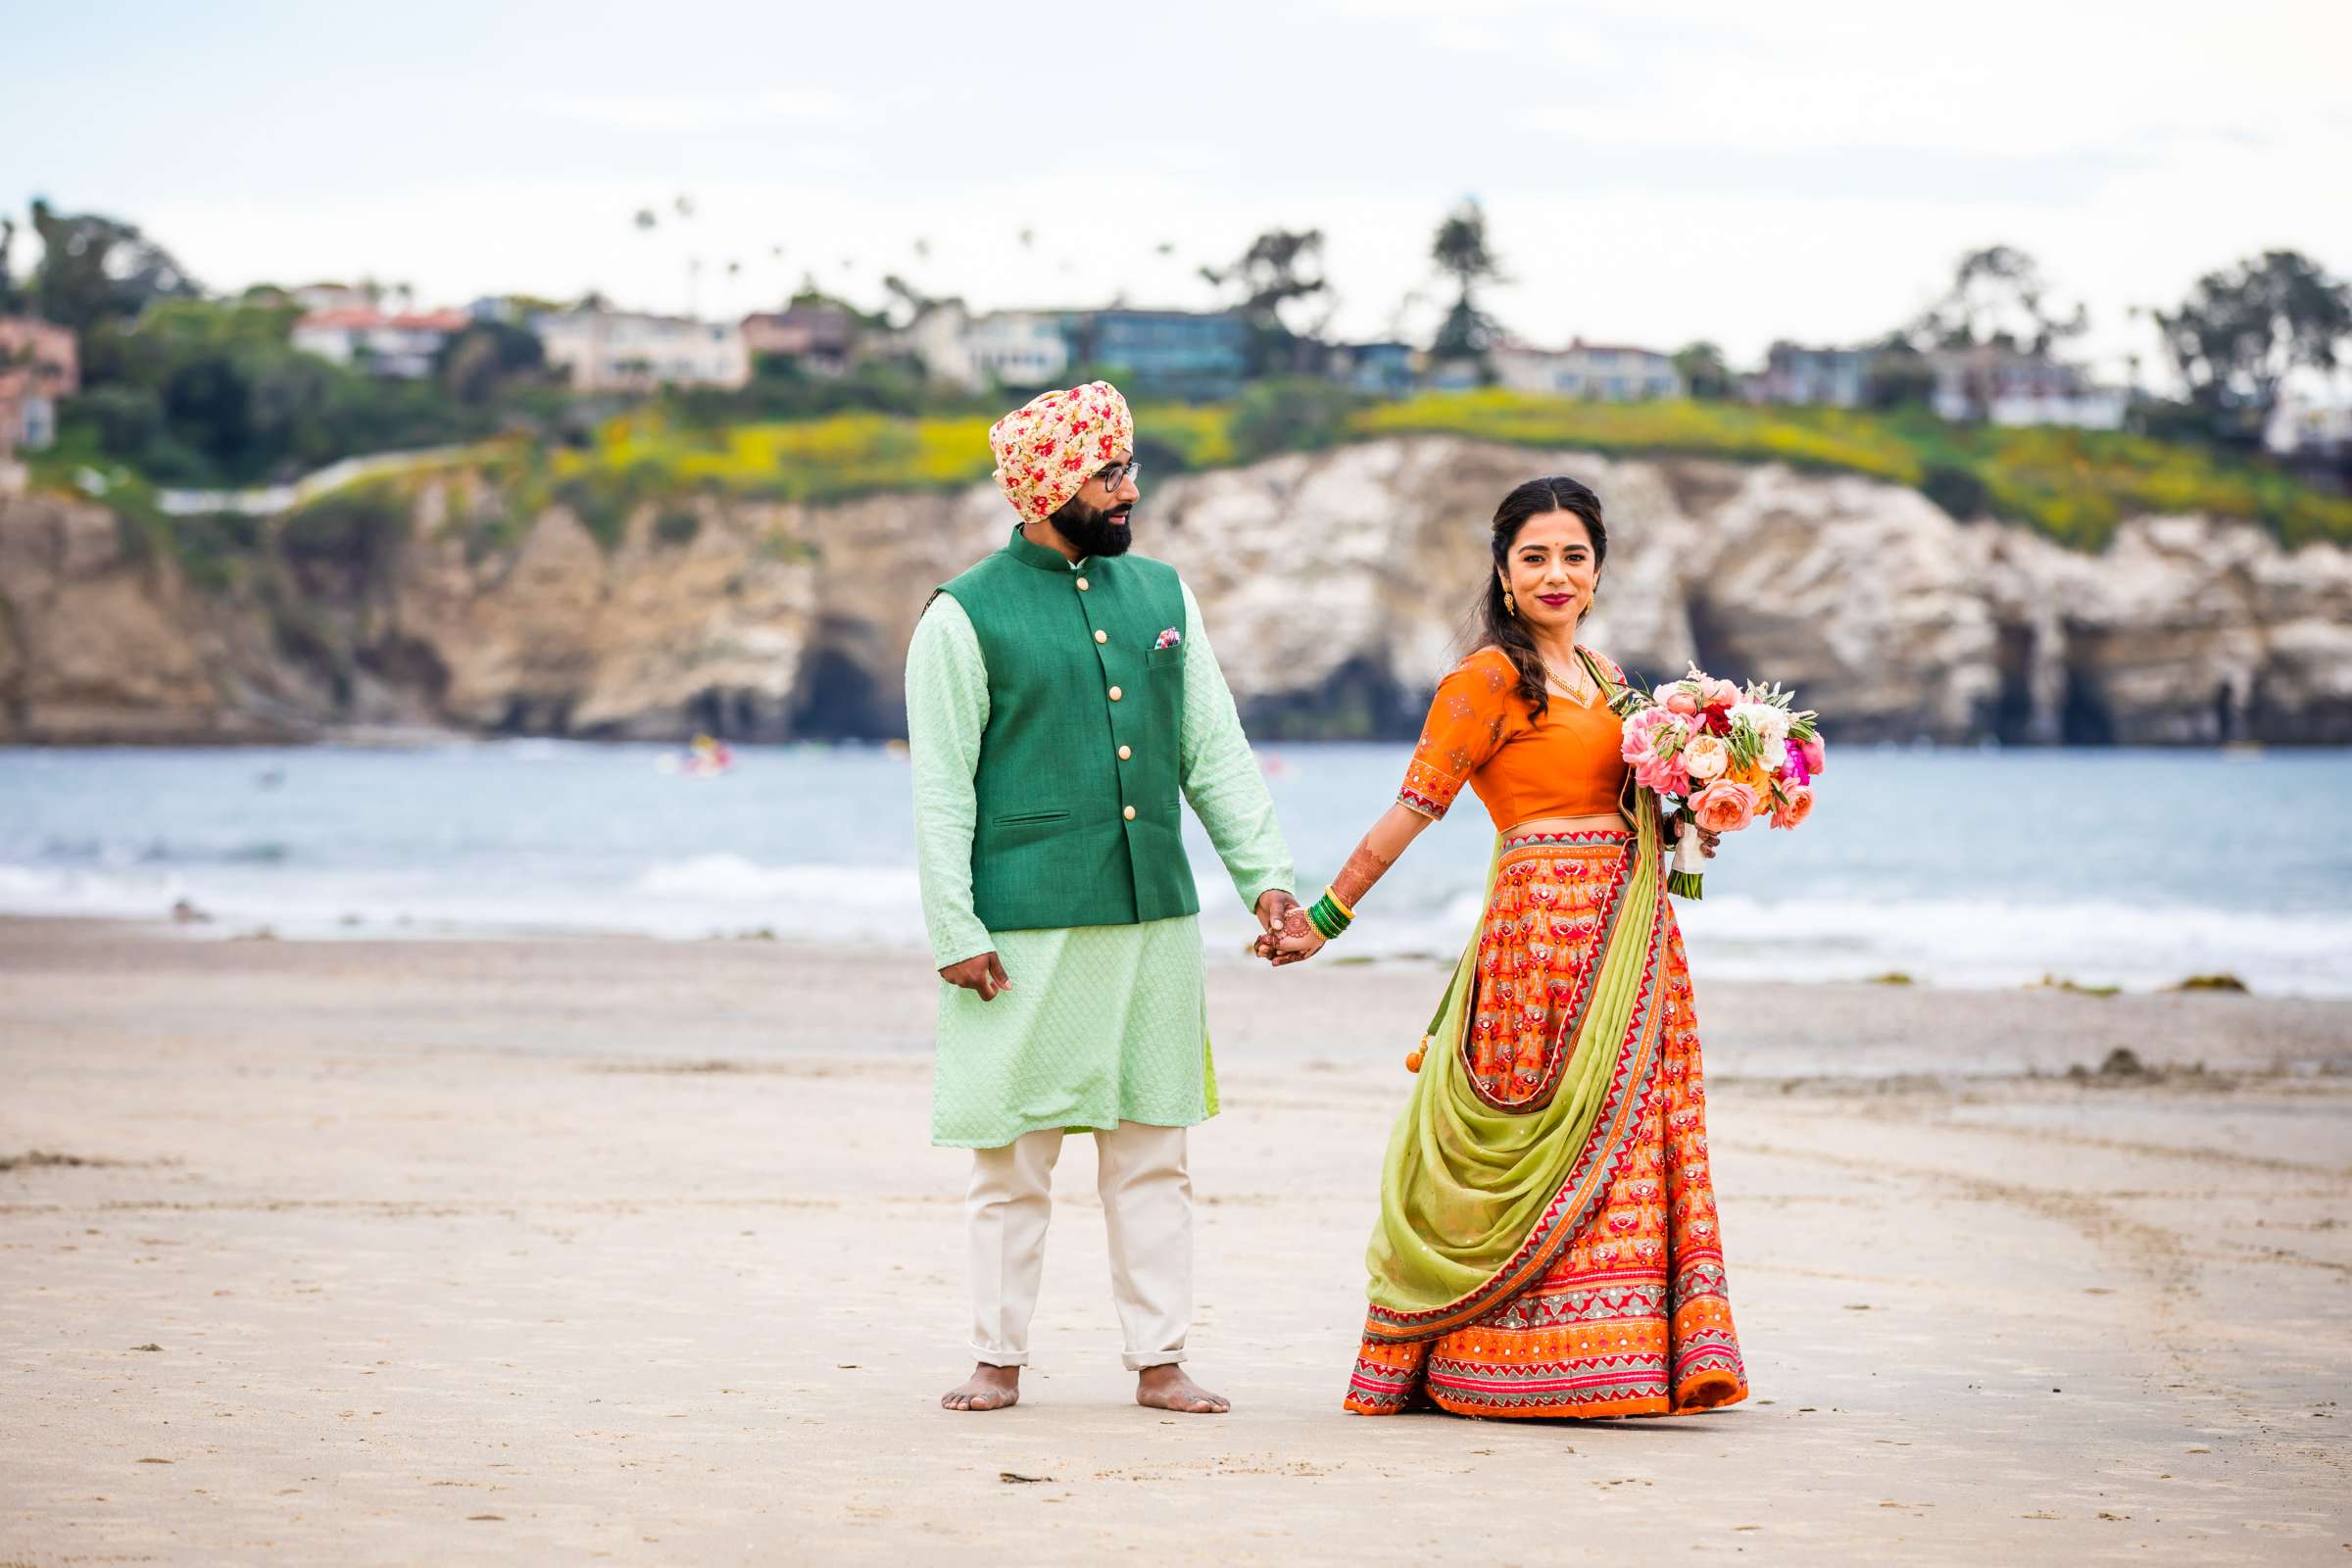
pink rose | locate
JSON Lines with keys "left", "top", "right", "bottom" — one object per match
{"left": 1622, "top": 706, "right": 1686, "bottom": 754}
{"left": 1796, "top": 734, "right": 1826, "bottom": 775}
{"left": 1690, "top": 779, "right": 1758, "bottom": 835}
{"left": 1618, "top": 706, "right": 1664, "bottom": 757}
{"left": 1769, "top": 782, "right": 1815, "bottom": 830}
{"left": 1700, "top": 677, "right": 1741, "bottom": 709}
{"left": 1635, "top": 752, "right": 1690, "bottom": 797}
{"left": 1663, "top": 688, "right": 1700, "bottom": 717}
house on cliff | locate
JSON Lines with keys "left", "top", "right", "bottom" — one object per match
{"left": 741, "top": 302, "right": 858, "bottom": 376}
{"left": 890, "top": 304, "right": 1248, "bottom": 397}
{"left": 1928, "top": 344, "right": 2125, "bottom": 428}
{"left": 532, "top": 308, "right": 751, "bottom": 393}
{"left": 292, "top": 307, "right": 471, "bottom": 379}
{"left": 0, "top": 316, "right": 78, "bottom": 468}
{"left": 1076, "top": 309, "right": 1249, "bottom": 400}
{"left": 1492, "top": 338, "right": 1684, "bottom": 402}
{"left": 1750, "top": 342, "right": 1874, "bottom": 408}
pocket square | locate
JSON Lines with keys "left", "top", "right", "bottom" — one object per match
{"left": 1153, "top": 627, "right": 1182, "bottom": 651}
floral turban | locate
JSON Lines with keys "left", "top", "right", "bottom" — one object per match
{"left": 988, "top": 380, "right": 1135, "bottom": 521}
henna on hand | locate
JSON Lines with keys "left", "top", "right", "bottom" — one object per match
{"left": 1266, "top": 905, "right": 1320, "bottom": 965}
{"left": 1252, "top": 889, "right": 1300, "bottom": 960}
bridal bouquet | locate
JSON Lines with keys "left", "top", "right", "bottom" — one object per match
{"left": 1611, "top": 667, "right": 1824, "bottom": 900}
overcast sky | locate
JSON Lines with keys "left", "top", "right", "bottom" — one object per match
{"left": 9, "top": 0, "right": 2349, "bottom": 380}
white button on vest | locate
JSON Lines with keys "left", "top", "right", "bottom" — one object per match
{"left": 1123, "top": 806, "right": 1137, "bottom": 820}
{"left": 1117, "top": 745, "right": 1132, "bottom": 760}
{"left": 1107, "top": 686, "right": 1123, "bottom": 702}
{"left": 1094, "top": 629, "right": 1107, "bottom": 644}
{"left": 1075, "top": 576, "right": 1090, "bottom": 591}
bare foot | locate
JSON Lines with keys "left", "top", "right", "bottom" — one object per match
{"left": 1135, "top": 1363, "right": 1228, "bottom": 1414}
{"left": 941, "top": 1362, "right": 1021, "bottom": 1412}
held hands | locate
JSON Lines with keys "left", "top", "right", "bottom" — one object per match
{"left": 1267, "top": 902, "right": 1324, "bottom": 965}
{"left": 1251, "top": 888, "right": 1322, "bottom": 966}
{"left": 1251, "top": 889, "right": 1311, "bottom": 966}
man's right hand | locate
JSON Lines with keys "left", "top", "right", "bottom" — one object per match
{"left": 940, "top": 952, "right": 1011, "bottom": 1002}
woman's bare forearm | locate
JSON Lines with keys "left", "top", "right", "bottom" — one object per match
{"left": 1331, "top": 803, "right": 1438, "bottom": 908}
{"left": 1274, "top": 804, "right": 1438, "bottom": 958}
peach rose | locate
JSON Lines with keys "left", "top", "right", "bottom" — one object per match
{"left": 1769, "top": 782, "right": 1816, "bottom": 830}
{"left": 1682, "top": 733, "right": 1731, "bottom": 782}
{"left": 1690, "top": 779, "right": 1758, "bottom": 835}
{"left": 1663, "top": 688, "right": 1701, "bottom": 717}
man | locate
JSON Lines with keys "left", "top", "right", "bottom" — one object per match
{"left": 906, "top": 380, "right": 1298, "bottom": 1415}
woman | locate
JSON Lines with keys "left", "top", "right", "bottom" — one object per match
{"left": 1273, "top": 475, "right": 1749, "bottom": 1420}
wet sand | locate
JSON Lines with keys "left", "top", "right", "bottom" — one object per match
{"left": 2, "top": 916, "right": 2348, "bottom": 1564}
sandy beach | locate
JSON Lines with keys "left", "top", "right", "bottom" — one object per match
{"left": 2, "top": 916, "right": 2347, "bottom": 1565}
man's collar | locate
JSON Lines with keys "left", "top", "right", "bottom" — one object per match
{"left": 1005, "top": 525, "right": 1087, "bottom": 573}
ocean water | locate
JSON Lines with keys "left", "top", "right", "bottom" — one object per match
{"left": 2, "top": 741, "right": 2348, "bottom": 998}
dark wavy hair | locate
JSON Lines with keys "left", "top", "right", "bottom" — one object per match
{"left": 1475, "top": 475, "right": 1609, "bottom": 722}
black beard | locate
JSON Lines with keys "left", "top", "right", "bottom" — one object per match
{"left": 1048, "top": 494, "right": 1133, "bottom": 558}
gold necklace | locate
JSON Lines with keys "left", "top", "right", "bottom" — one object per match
{"left": 1539, "top": 650, "right": 1595, "bottom": 707}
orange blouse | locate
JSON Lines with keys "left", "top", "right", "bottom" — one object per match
{"left": 1397, "top": 645, "right": 1631, "bottom": 830}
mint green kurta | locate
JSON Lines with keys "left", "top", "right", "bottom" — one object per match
{"left": 907, "top": 578, "right": 1294, "bottom": 1149}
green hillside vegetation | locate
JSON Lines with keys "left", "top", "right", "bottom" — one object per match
{"left": 551, "top": 390, "right": 2352, "bottom": 549}
{"left": 1354, "top": 391, "right": 2352, "bottom": 549}
{"left": 52, "top": 388, "right": 2352, "bottom": 588}
{"left": 556, "top": 389, "right": 2352, "bottom": 549}
{"left": 15, "top": 205, "right": 2346, "bottom": 562}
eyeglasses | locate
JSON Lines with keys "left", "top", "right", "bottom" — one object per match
{"left": 1092, "top": 459, "right": 1142, "bottom": 490}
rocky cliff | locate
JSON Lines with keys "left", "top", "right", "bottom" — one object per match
{"left": 5, "top": 437, "right": 2349, "bottom": 746}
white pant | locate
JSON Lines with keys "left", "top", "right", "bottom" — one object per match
{"left": 965, "top": 1120, "right": 1192, "bottom": 1371}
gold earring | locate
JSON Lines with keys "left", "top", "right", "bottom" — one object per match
{"left": 1503, "top": 591, "right": 1517, "bottom": 616}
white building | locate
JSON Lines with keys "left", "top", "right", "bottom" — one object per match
{"left": 901, "top": 302, "right": 979, "bottom": 390}
{"left": 1493, "top": 339, "right": 1683, "bottom": 401}
{"left": 1986, "top": 388, "right": 2129, "bottom": 429}
{"left": 532, "top": 309, "right": 751, "bottom": 393}
{"left": 291, "top": 282, "right": 376, "bottom": 315}
{"left": 1929, "top": 345, "right": 2125, "bottom": 429}
{"left": 962, "top": 311, "right": 1071, "bottom": 388}
{"left": 2266, "top": 388, "right": 2352, "bottom": 456}
{"left": 292, "top": 308, "right": 471, "bottom": 379}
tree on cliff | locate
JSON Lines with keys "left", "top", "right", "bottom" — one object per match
{"left": 0, "top": 217, "right": 22, "bottom": 314}
{"left": 1200, "top": 228, "right": 1333, "bottom": 377}
{"left": 70, "top": 298, "right": 478, "bottom": 485}
{"left": 1861, "top": 336, "right": 1936, "bottom": 411}
{"left": 2150, "top": 250, "right": 2352, "bottom": 448}
{"left": 435, "top": 319, "right": 548, "bottom": 409}
{"left": 1429, "top": 198, "right": 1506, "bottom": 375}
{"left": 1673, "top": 342, "right": 1732, "bottom": 401}
{"left": 25, "top": 199, "right": 202, "bottom": 335}
{"left": 1909, "top": 245, "right": 2087, "bottom": 357}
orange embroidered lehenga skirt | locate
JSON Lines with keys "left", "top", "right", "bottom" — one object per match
{"left": 1346, "top": 832, "right": 1749, "bottom": 1419}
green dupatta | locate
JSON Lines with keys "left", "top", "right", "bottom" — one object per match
{"left": 1361, "top": 649, "right": 1672, "bottom": 1341}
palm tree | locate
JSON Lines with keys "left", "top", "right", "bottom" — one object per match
{"left": 1430, "top": 197, "right": 1504, "bottom": 369}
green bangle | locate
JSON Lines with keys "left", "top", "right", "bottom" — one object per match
{"left": 1306, "top": 894, "right": 1351, "bottom": 941}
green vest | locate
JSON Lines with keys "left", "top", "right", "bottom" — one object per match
{"left": 936, "top": 528, "right": 1198, "bottom": 933}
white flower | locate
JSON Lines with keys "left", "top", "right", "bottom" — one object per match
{"left": 1728, "top": 701, "right": 1790, "bottom": 743}
{"left": 1683, "top": 733, "right": 1730, "bottom": 781}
